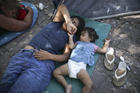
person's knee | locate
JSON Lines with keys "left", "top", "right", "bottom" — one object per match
{"left": 53, "top": 69, "right": 61, "bottom": 78}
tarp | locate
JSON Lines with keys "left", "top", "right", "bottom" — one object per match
{"left": 56, "top": 0, "right": 140, "bottom": 19}
{"left": 44, "top": 14, "right": 111, "bottom": 93}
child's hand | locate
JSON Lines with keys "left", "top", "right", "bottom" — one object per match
{"left": 67, "top": 33, "right": 74, "bottom": 38}
{"left": 104, "top": 38, "right": 111, "bottom": 45}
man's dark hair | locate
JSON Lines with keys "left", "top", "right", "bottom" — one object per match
{"left": 71, "top": 16, "right": 85, "bottom": 40}
{"left": 82, "top": 27, "right": 99, "bottom": 42}
{"left": 71, "top": 16, "right": 85, "bottom": 32}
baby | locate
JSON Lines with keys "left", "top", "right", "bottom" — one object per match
{"left": 53, "top": 27, "right": 111, "bottom": 93}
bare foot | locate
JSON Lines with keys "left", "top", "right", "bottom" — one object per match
{"left": 66, "top": 84, "right": 72, "bottom": 93}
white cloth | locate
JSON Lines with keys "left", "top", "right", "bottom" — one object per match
{"left": 68, "top": 60, "right": 87, "bottom": 79}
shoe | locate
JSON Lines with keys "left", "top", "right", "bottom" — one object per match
{"left": 113, "top": 60, "right": 127, "bottom": 87}
{"left": 104, "top": 47, "right": 115, "bottom": 70}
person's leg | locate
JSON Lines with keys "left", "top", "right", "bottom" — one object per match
{"left": 77, "top": 69, "right": 93, "bottom": 93}
{"left": 0, "top": 50, "right": 28, "bottom": 93}
{"left": 53, "top": 64, "right": 72, "bottom": 93}
{"left": 8, "top": 58, "right": 55, "bottom": 93}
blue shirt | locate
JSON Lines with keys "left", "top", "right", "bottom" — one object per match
{"left": 29, "top": 22, "right": 68, "bottom": 54}
{"left": 70, "top": 41, "right": 95, "bottom": 66}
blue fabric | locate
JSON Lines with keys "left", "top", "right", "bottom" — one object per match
{"left": 0, "top": 49, "right": 55, "bottom": 93}
{"left": 29, "top": 22, "right": 68, "bottom": 54}
{"left": 0, "top": 2, "right": 38, "bottom": 46}
{"left": 0, "top": 20, "right": 70, "bottom": 93}
{"left": 70, "top": 41, "right": 95, "bottom": 66}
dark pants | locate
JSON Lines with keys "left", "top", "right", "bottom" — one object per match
{"left": 0, "top": 28, "right": 8, "bottom": 36}
{"left": 0, "top": 49, "right": 55, "bottom": 93}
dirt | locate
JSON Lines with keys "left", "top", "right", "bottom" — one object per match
{"left": 0, "top": 0, "right": 139, "bottom": 93}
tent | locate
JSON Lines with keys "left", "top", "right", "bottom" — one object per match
{"left": 53, "top": 0, "right": 140, "bottom": 19}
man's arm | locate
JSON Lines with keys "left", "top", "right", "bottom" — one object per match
{"left": 0, "top": 7, "right": 33, "bottom": 31}
{"left": 53, "top": 4, "right": 71, "bottom": 24}
{"left": 34, "top": 44, "right": 71, "bottom": 62}
{"left": 50, "top": 44, "right": 71, "bottom": 62}
{"left": 53, "top": 4, "right": 77, "bottom": 34}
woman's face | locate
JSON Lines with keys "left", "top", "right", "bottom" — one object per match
{"left": 1, "top": 6, "right": 17, "bottom": 18}
{"left": 80, "top": 31, "right": 91, "bottom": 42}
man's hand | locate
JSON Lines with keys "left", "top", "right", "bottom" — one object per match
{"left": 34, "top": 49, "right": 52, "bottom": 60}
{"left": 66, "top": 22, "right": 77, "bottom": 34}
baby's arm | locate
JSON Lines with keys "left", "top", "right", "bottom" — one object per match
{"left": 96, "top": 39, "right": 111, "bottom": 53}
{"left": 68, "top": 33, "right": 75, "bottom": 49}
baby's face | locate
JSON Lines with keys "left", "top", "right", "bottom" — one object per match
{"left": 80, "top": 31, "right": 91, "bottom": 42}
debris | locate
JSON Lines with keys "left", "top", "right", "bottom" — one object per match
{"left": 39, "top": 3, "right": 44, "bottom": 10}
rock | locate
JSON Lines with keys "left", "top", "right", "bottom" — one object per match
{"left": 115, "top": 50, "right": 124, "bottom": 57}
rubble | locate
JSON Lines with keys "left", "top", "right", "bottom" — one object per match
{"left": 0, "top": 0, "right": 139, "bottom": 93}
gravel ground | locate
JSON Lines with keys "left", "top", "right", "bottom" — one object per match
{"left": 0, "top": 0, "right": 139, "bottom": 93}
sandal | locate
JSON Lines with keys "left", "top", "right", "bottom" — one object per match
{"left": 113, "top": 56, "right": 127, "bottom": 87}
{"left": 104, "top": 47, "right": 115, "bottom": 70}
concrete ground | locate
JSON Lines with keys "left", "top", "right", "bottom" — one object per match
{"left": 0, "top": 0, "right": 139, "bottom": 93}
